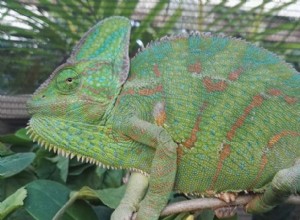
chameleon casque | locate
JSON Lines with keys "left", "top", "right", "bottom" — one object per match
{"left": 26, "top": 16, "right": 300, "bottom": 219}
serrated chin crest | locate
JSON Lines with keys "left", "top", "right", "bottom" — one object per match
{"left": 25, "top": 124, "right": 149, "bottom": 176}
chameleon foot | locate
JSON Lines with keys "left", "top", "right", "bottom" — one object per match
{"left": 214, "top": 206, "right": 237, "bottom": 219}
{"left": 216, "top": 192, "right": 237, "bottom": 203}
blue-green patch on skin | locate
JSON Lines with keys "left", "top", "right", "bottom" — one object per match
{"left": 242, "top": 45, "right": 280, "bottom": 67}
{"left": 191, "top": 36, "right": 229, "bottom": 58}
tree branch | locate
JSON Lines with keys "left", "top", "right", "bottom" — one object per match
{"left": 161, "top": 195, "right": 300, "bottom": 216}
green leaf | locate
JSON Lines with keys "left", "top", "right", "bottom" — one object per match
{"left": 0, "top": 142, "right": 12, "bottom": 156}
{"left": 73, "top": 185, "right": 126, "bottom": 209}
{"left": 0, "top": 170, "right": 37, "bottom": 201}
{"left": 52, "top": 186, "right": 100, "bottom": 220}
{"left": 92, "top": 205, "right": 113, "bottom": 220}
{"left": 73, "top": 186, "right": 102, "bottom": 201}
{"left": 5, "top": 207, "right": 33, "bottom": 220}
{"left": 56, "top": 156, "right": 69, "bottom": 182}
{"left": 196, "top": 210, "right": 215, "bottom": 220}
{"left": 24, "top": 179, "right": 71, "bottom": 220}
{"left": 0, "top": 134, "right": 27, "bottom": 145}
{"left": 0, "top": 152, "right": 35, "bottom": 179}
{"left": 0, "top": 129, "right": 32, "bottom": 145}
{"left": 96, "top": 185, "right": 126, "bottom": 209}
{"left": 62, "top": 200, "right": 98, "bottom": 220}
{"left": 0, "top": 187, "right": 27, "bottom": 219}
{"left": 97, "top": 168, "right": 126, "bottom": 188}
{"left": 68, "top": 163, "right": 93, "bottom": 176}
{"left": 15, "top": 128, "right": 32, "bottom": 142}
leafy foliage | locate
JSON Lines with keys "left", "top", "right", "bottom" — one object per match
{"left": 1, "top": 0, "right": 299, "bottom": 94}
{"left": 0, "top": 129, "right": 212, "bottom": 220}
{"left": 0, "top": 0, "right": 182, "bottom": 94}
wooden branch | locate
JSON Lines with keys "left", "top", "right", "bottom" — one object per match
{"left": 161, "top": 195, "right": 300, "bottom": 216}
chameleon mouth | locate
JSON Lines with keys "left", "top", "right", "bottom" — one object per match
{"left": 26, "top": 119, "right": 118, "bottom": 169}
{"left": 25, "top": 118, "right": 149, "bottom": 176}
{"left": 26, "top": 123, "right": 113, "bottom": 169}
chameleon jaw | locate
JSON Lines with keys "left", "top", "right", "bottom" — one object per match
{"left": 25, "top": 123, "right": 149, "bottom": 176}
{"left": 26, "top": 124, "right": 112, "bottom": 168}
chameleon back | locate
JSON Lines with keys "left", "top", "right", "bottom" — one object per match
{"left": 120, "top": 34, "right": 300, "bottom": 194}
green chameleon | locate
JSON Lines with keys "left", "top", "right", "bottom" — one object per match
{"left": 26, "top": 16, "right": 300, "bottom": 220}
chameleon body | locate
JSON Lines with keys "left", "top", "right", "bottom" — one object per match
{"left": 26, "top": 17, "right": 300, "bottom": 219}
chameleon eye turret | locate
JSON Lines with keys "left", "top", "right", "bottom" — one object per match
{"left": 55, "top": 68, "right": 81, "bottom": 94}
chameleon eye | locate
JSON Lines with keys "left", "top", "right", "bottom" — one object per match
{"left": 56, "top": 68, "right": 81, "bottom": 93}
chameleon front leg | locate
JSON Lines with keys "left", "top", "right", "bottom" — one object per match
{"left": 118, "top": 116, "right": 178, "bottom": 220}
{"left": 111, "top": 172, "right": 149, "bottom": 220}
{"left": 246, "top": 159, "right": 300, "bottom": 214}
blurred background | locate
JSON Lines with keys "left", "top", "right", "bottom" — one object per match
{"left": 0, "top": 0, "right": 299, "bottom": 95}
{"left": 0, "top": 0, "right": 299, "bottom": 127}
{"left": 0, "top": 1, "right": 299, "bottom": 219}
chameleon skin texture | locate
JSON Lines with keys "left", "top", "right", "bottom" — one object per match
{"left": 27, "top": 16, "right": 300, "bottom": 217}
{"left": 116, "top": 34, "right": 300, "bottom": 194}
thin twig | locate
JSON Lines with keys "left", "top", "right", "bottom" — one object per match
{"left": 161, "top": 195, "right": 300, "bottom": 216}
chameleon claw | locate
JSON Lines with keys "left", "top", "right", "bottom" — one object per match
{"left": 216, "top": 192, "right": 237, "bottom": 203}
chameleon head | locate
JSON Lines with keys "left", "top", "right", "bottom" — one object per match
{"left": 27, "top": 60, "right": 119, "bottom": 124}
{"left": 26, "top": 16, "right": 131, "bottom": 159}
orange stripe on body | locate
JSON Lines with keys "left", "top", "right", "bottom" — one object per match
{"left": 153, "top": 64, "right": 162, "bottom": 77}
{"left": 209, "top": 144, "right": 231, "bottom": 189}
{"left": 182, "top": 102, "right": 209, "bottom": 148}
{"left": 227, "top": 95, "right": 264, "bottom": 141}
{"left": 228, "top": 68, "right": 243, "bottom": 81}
{"left": 248, "top": 131, "right": 300, "bottom": 189}
{"left": 121, "top": 85, "right": 163, "bottom": 96}
{"left": 284, "top": 96, "right": 297, "bottom": 105}
{"left": 138, "top": 85, "right": 163, "bottom": 96}
{"left": 122, "top": 88, "right": 135, "bottom": 95}
{"left": 267, "top": 88, "right": 282, "bottom": 96}
{"left": 203, "top": 77, "right": 228, "bottom": 92}
{"left": 248, "top": 153, "right": 268, "bottom": 189}
{"left": 268, "top": 131, "right": 300, "bottom": 148}
{"left": 188, "top": 62, "right": 202, "bottom": 74}
{"left": 210, "top": 94, "right": 264, "bottom": 189}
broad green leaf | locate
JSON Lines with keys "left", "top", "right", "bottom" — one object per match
{"left": 24, "top": 179, "right": 71, "bottom": 220}
{"left": 34, "top": 149, "right": 58, "bottom": 180}
{"left": 197, "top": 210, "right": 215, "bottom": 220}
{"left": 0, "top": 170, "right": 36, "bottom": 201}
{"left": 0, "top": 187, "right": 27, "bottom": 219}
{"left": 62, "top": 200, "right": 98, "bottom": 220}
{"left": 97, "top": 168, "right": 126, "bottom": 188}
{"left": 92, "top": 205, "right": 113, "bottom": 220}
{"left": 73, "top": 185, "right": 126, "bottom": 209}
{"left": 0, "top": 152, "right": 35, "bottom": 178}
{"left": 42, "top": 154, "right": 70, "bottom": 182}
{"left": 51, "top": 186, "right": 98, "bottom": 220}
{"left": 73, "top": 186, "right": 102, "bottom": 201}
{"left": 0, "top": 134, "right": 28, "bottom": 145}
{"left": 67, "top": 166, "right": 103, "bottom": 189}
{"left": 96, "top": 185, "right": 126, "bottom": 209}
{"left": 15, "top": 128, "right": 32, "bottom": 142}
{"left": 0, "top": 141, "right": 12, "bottom": 156}
{"left": 68, "top": 163, "right": 93, "bottom": 176}
{"left": 4, "top": 207, "right": 33, "bottom": 220}
{"left": 0, "top": 129, "right": 33, "bottom": 146}
{"left": 56, "top": 156, "right": 69, "bottom": 182}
